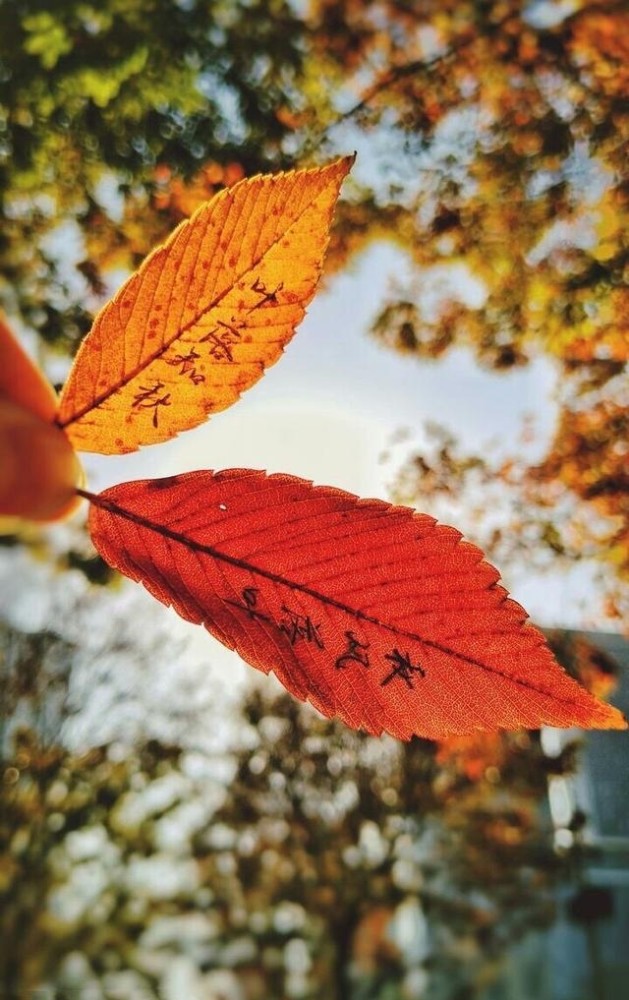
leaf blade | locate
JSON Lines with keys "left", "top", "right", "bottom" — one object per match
{"left": 58, "top": 156, "right": 354, "bottom": 454}
{"left": 86, "top": 470, "right": 627, "bottom": 739}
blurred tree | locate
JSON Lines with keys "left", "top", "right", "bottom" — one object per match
{"left": 194, "top": 690, "right": 566, "bottom": 1000}
{"left": 0, "top": 620, "right": 75, "bottom": 752}
{"left": 0, "top": 0, "right": 317, "bottom": 350}
{"left": 314, "top": 0, "right": 628, "bottom": 370}
{"left": 3, "top": 671, "right": 593, "bottom": 1000}
{"left": 3, "top": 0, "right": 626, "bottom": 360}
{"left": 389, "top": 415, "right": 628, "bottom": 628}
{"left": 0, "top": 726, "right": 199, "bottom": 997}
{"left": 0, "top": 604, "right": 622, "bottom": 998}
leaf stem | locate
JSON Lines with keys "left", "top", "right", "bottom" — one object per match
{"left": 76, "top": 487, "right": 100, "bottom": 504}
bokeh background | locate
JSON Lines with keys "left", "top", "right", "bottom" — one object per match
{"left": 1, "top": 1, "right": 627, "bottom": 997}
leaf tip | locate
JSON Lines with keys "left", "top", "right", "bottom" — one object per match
{"left": 594, "top": 701, "right": 628, "bottom": 731}
{"left": 336, "top": 151, "right": 357, "bottom": 180}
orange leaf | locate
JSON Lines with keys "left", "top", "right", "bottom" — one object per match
{"left": 57, "top": 156, "right": 354, "bottom": 454}
{"left": 84, "top": 471, "right": 626, "bottom": 740}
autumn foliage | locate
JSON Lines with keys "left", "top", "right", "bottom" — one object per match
{"left": 1, "top": 155, "right": 625, "bottom": 740}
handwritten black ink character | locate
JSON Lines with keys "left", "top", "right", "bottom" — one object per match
{"left": 200, "top": 320, "right": 242, "bottom": 362}
{"left": 166, "top": 348, "right": 205, "bottom": 385}
{"left": 250, "top": 277, "right": 284, "bottom": 308}
{"left": 226, "top": 587, "right": 270, "bottom": 622}
{"left": 335, "top": 630, "right": 370, "bottom": 671}
{"left": 277, "top": 605, "right": 324, "bottom": 649}
{"left": 380, "top": 648, "right": 426, "bottom": 689}
{"left": 166, "top": 348, "right": 200, "bottom": 370}
{"left": 200, "top": 330, "right": 231, "bottom": 362}
{"left": 131, "top": 381, "right": 172, "bottom": 428}
{"left": 132, "top": 381, "right": 165, "bottom": 405}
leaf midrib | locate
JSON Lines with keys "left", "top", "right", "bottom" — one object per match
{"left": 82, "top": 487, "right": 586, "bottom": 711}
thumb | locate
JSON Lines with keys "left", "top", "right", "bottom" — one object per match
{"left": 0, "top": 397, "right": 82, "bottom": 522}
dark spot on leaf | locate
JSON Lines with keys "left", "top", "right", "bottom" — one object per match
{"left": 148, "top": 476, "right": 181, "bottom": 490}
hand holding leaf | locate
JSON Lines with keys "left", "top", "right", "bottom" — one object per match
{"left": 0, "top": 314, "right": 81, "bottom": 522}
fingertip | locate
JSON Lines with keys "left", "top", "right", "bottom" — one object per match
{"left": 0, "top": 398, "right": 83, "bottom": 522}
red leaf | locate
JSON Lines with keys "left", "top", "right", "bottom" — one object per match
{"left": 86, "top": 471, "right": 626, "bottom": 740}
